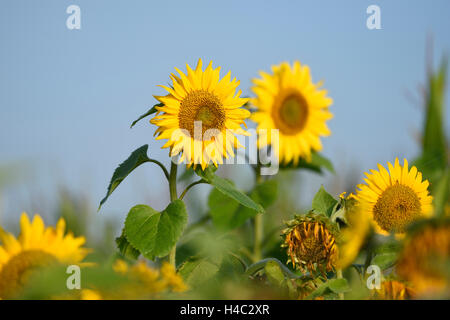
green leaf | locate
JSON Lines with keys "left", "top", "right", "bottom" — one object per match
{"left": 252, "top": 179, "right": 278, "bottom": 208}
{"left": 279, "top": 152, "right": 334, "bottom": 174}
{"left": 208, "top": 184, "right": 241, "bottom": 230}
{"left": 130, "top": 103, "right": 162, "bottom": 128}
{"left": 305, "top": 278, "right": 349, "bottom": 299}
{"left": 245, "top": 258, "right": 301, "bottom": 279}
{"left": 197, "top": 167, "right": 264, "bottom": 213}
{"left": 374, "top": 240, "right": 401, "bottom": 256}
{"left": 98, "top": 145, "right": 151, "bottom": 211}
{"left": 413, "top": 60, "right": 448, "bottom": 185}
{"left": 116, "top": 231, "right": 140, "bottom": 260}
{"left": 312, "top": 186, "right": 338, "bottom": 217}
{"left": 433, "top": 169, "right": 450, "bottom": 217}
{"left": 264, "top": 260, "right": 286, "bottom": 287}
{"left": 208, "top": 179, "right": 276, "bottom": 230}
{"left": 372, "top": 252, "right": 397, "bottom": 270}
{"left": 328, "top": 278, "right": 350, "bottom": 294}
{"left": 178, "top": 257, "right": 220, "bottom": 287}
{"left": 124, "top": 200, "right": 188, "bottom": 259}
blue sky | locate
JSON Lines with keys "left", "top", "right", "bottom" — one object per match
{"left": 0, "top": 0, "right": 449, "bottom": 226}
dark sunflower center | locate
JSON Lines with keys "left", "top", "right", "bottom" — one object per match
{"left": 178, "top": 90, "right": 225, "bottom": 140}
{"left": 297, "top": 236, "right": 328, "bottom": 262}
{"left": 0, "top": 250, "right": 57, "bottom": 299}
{"left": 373, "top": 183, "right": 422, "bottom": 233}
{"left": 274, "top": 93, "right": 308, "bottom": 135}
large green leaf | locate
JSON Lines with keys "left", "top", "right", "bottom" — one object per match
{"left": 372, "top": 253, "right": 397, "bottom": 270}
{"left": 196, "top": 167, "right": 264, "bottom": 213}
{"left": 278, "top": 152, "right": 334, "bottom": 174}
{"left": 130, "top": 103, "right": 162, "bottom": 128}
{"left": 433, "top": 169, "right": 450, "bottom": 217}
{"left": 208, "top": 179, "right": 277, "bottom": 230}
{"left": 327, "top": 278, "right": 350, "bottom": 294}
{"left": 124, "top": 200, "right": 188, "bottom": 259}
{"left": 98, "top": 145, "right": 151, "bottom": 211}
{"left": 178, "top": 257, "right": 220, "bottom": 287}
{"left": 414, "top": 60, "right": 448, "bottom": 185}
{"left": 312, "top": 186, "right": 338, "bottom": 217}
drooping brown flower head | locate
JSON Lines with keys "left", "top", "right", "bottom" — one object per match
{"left": 282, "top": 213, "right": 338, "bottom": 274}
{"left": 396, "top": 219, "right": 450, "bottom": 297}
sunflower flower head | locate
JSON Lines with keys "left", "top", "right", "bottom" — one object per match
{"left": 108, "top": 259, "right": 187, "bottom": 299}
{"left": 251, "top": 61, "right": 333, "bottom": 165}
{"left": 396, "top": 218, "right": 450, "bottom": 297}
{"left": 355, "top": 158, "right": 433, "bottom": 235}
{"left": 0, "top": 213, "right": 89, "bottom": 299}
{"left": 150, "top": 59, "right": 250, "bottom": 170}
{"left": 282, "top": 213, "right": 338, "bottom": 274}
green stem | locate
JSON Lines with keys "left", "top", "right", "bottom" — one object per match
{"left": 168, "top": 161, "right": 178, "bottom": 267}
{"left": 253, "top": 163, "right": 263, "bottom": 262}
{"left": 148, "top": 159, "right": 170, "bottom": 181}
{"left": 179, "top": 179, "right": 206, "bottom": 200}
{"left": 336, "top": 269, "right": 344, "bottom": 300}
{"left": 253, "top": 214, "right": 263, "bottom": 262}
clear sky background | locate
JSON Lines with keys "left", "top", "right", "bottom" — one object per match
{"left": 0, "top": 0, "right": 449, "bottom": 227}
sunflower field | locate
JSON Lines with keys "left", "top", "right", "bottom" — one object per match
{"left": 0, "top": 1, "right": 449, "bottom": 304}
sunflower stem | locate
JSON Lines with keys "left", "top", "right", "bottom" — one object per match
{"left": 253, "top": 163, "right": 264, "bottom": 262}
{"left": 336, "top": 268, "right": 344, "bottom": 300}
{"left": 179, "top": 179, "right": 207, "bottom": 200}
{"left": 168, "top": 160, "right": 178, "bottom": 267}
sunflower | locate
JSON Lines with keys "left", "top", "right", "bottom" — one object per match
{"left": 336, "top": 194, "right": 371, "bottom": 269}
{"left": 373, "top": 280, "right": 416, "bottom": 300}
{"left": 0, "top": 213, "right": 89, "bottom": 299}
{"left": 282, "top": 213, "right": 338, "bottom": 274}
{"left": 250, "top": 61, "right": 333, "bottom": 165}
{"left": 355, "top": 158, "right": 433, "bottom": 235}
{"left": 150, "top": 59, "right": 250, "bottom": 170}
{"left": 396, "top": 219, "right": 450, "bottom": 297}
{"left": 106, "top": 259, "right": 187, "bottom": 299}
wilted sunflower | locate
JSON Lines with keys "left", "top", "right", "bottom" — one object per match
{"left": 251, "top": 61, "right": 333, "bottom": 165}
{"left": 151, "top": 59, "right": 250, "bottom": 169}
{"left": 0, "top": 213, "right": 89, "bottom": 299}
{"left": 396, "top": 219, "right": 450, "bottom": 297}
{"left": 282, "top": 214, "right": 338, "bottom": 274}
{"left": 355, "top": 158, "right": 433, "bottom": 235}
{"left": 336, "top": 193, "right": 371, "bottom": 269}
{"left": 373, "top": 280, "right": 416, "bottom": 300}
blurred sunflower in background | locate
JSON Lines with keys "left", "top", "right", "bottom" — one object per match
{"left": 396, "top": 219, "right": 450, "bottom": 297}
{"left": 93, "top": 259, "right": 188, "bottom": 299}
{"left": 355, "top": 158, "right": 433, "bottom": 235}
{"left": 373, "top": 280, "right": 416, "bottom": 300}
{"left": 335, "top": 193, "right": 371, "bottom": 269}
{"left": 282, "top": 213, "right": 338, "bottom": 274}
{"left": 250, "top": 61, "right": 333, "bottom": 164}
{"left": 0, "top": 213, "right": 89, "bottom": 299}
{"left": 151, "top": 59, "right": 250, "bottom": 169}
